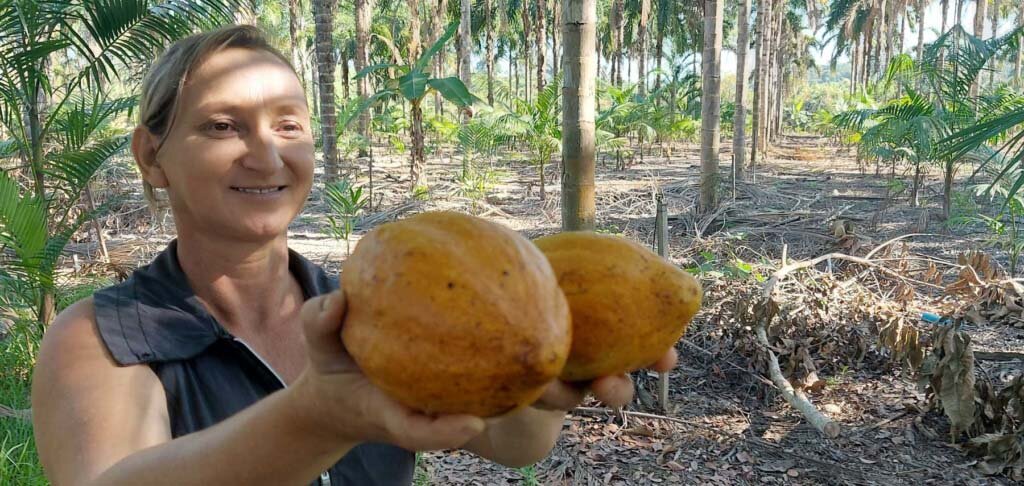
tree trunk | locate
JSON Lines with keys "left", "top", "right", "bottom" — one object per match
{"left": 750, "top": 0, "right": 766, "bottom": 168}
{"left": 410, "top": 101, "right": 427, "bottom": 189}
{"left": 409, "top": 0, "right": 425, "bottom": 189}
{"left": 1017, "top": 3, "right": 1023, "bottom": 87}
{"left": 288, "top": 0, "right": 307, "bottom": 94}
{"left": 851, "top": 35, "right": 859, "bottom": 94}
{"left": 638, "top": 0, "right": 651, "bottom": 96}
{"left": 654, "top": 18, "right": 664, "bottom": 90}
{"left": 314, "top": 0, "right": 341, "bottom": 182}
{"left": 561, "top": 0, "right": 597, "bottom": 231}
{"left": 942, "top": 0, "right": 949, "bottom": 34}
{"left": 340, "top": 46, "right": 350, "bottom": 100}
{"left": 536, "top": 0, "right": 547, "bottom": 93}
{"left": 943, "top": 163, "right": 954, "bottom": 221}
{"left": 990, "top": 0, "right": 999, "bottom": 87}
{"left": 435, "top": 0, "right": 449, "bottom": 115}
{"left": 917, "top": 0, "right": 925, "bottom": 62}
{"left": 486, "top": 0, "right": 496, "bottom": 104}
{"left": 956, "top": 0, "right": 963, "bottom": 27}
{"left": 612, "top": 0, "right": 624, "bottom": 85}
{"left": 734, "top": 0, "right": 750, "bottom": 180}
{"left": 355, "top": 0, "right": 373, "bottom": 157}
{"left": 699, "top": 0, "right": 723, "bottom": 212}
{"left": 460, "top": 0, "right": 472, "bottom": 94}
{"left": 552, "top": 0, "right": 560, "bottom": 81}
{"left": 971, "top": 0, "right": 986, "bottom": 97}
{"left": 523, "top": 6, "right": 532, "bottom": 103}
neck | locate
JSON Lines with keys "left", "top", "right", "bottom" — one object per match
{"left": 175, "top": 232, "right": 299, "bottom": 333}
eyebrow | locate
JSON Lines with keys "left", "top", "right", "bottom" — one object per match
{"left": 192, "top": 96, "right": 310, "bottom": 117}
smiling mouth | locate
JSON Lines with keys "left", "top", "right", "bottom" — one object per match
{"left": 231, "top": 186, "right": 286, "bottom": 194}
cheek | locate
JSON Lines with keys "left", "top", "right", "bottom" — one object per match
{"left": 283, "top": 143, "right": 315, "bottom": 181}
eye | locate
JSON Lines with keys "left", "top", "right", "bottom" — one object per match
{"left": 203, "top": 120, "right": 238, "bottom": 136}
{"left": 278, "top": 120, "right": 304, "bottom": 136}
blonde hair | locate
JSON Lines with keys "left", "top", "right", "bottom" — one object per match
{"left": 138, "top": 24, "right": 299, "bottom": 205}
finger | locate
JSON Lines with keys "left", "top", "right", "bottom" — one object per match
{"left": 533, "top": 381, "right": 587, "bottom": 411}
{"left": 590, "top": 374, "right": 634, "bottom": 409}
{"left": 388, "top": 411, "right": 486, "bottom": 451}
{"left": 649, "top": 348, "right": 678, "bottom": 373}
{"left": 300, "top": 289, "right": 349, "bottom": 370}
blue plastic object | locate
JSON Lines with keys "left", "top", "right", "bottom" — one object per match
{"left": 921, "top": 312, "right": 942, "bottom": 323}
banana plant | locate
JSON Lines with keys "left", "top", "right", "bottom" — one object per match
{"left": 352, "top": 20, "right": 478, "bottom": 193}
{"left": 0, "top": 0, "right": 238, "bottom": 325}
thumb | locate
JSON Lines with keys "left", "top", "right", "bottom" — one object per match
{"left": 300, "top": 289, "right": 350, "bottom": 371}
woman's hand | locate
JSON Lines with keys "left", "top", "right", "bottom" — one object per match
{"left": 532, "top": 349, "right": 679, "bottom": 412}
{"left": 287, "top": 289, "right": 486, "bottom": 452}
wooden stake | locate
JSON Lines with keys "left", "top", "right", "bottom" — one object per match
{"left": 655, "top": 193, "right": 670, "bottom": 412}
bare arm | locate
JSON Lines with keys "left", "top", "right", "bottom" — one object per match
{"left": 32, "top": 292, "right": 484, "bottom": 486}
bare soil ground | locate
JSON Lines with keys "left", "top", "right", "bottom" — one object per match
{"left": 69, "top": 135, "right": 1024, "bottom": 485}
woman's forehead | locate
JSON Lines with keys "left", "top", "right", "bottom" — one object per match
{"left": 182, "top": 47, "right": 305, "bottom": 111}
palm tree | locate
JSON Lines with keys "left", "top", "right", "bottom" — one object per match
{"left": 0, "top": 0, "right": 238, "bottom": 325}
{"left": 637, "top": 0, "right": 652, "bottom": 96}
{"left": 734, "top": 0, "right": 751, "bottom": 180}
{"left": 313, "top": 0, "right": 341, "bottom": 181}
{"left": 561, "top": 0, "right": 597, "bottom": 231}
{"left": 700, "top": 0, "right": 723, "bottom": 211}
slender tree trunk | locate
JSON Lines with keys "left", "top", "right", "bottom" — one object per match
{"left": 990, "top": 0, "right": 1000, "bottom": 87}
{"left": 409, "top": 0, "right": 426, "bottom": 189}
{"left": 972, "top": 0, "right": 986, "bottom": 97}
{"left": 340, "top": 47, "right": 350, "bottom": 100}
{"left": 552, "top": 0, "right": 561, "bottom": 80}
{"left": 536, "top": 0, "right": 547, "bottom": 93}
{"left": 734, "top": 0, "right": 750, "bottom": 180}
{"left": 943, "top": 163, "right": 954, "bottom": 220}
{"left": 460, "top": 0, "right": 472, "bottom": 94}
{"left": 288, "top": 0, "right": 307, "bottom": 93}
{"left": 410, "top": 100, "right": 427, "bottom": 188}
{"left": 956, "top": 0, "right": 963, "bottom": 27}
{"left": 751, "top": 0, "right": 766, "bottom": 168}
{"left": 917, "top": 0, "right": 926, "bottom": 61}
{"left": 612, "top": 0, "right": 624, "bottom": 85}
{"left": 770, "top": 4, "right": 783, "bottom": 141}
{"left": 486, "top": 0, "right": 496, "bottom": 104}
{"left": 851, "top": 36, "right": 860, "bottom": 94}
{"left": 654, "top": 20, "right": 664, "bottom": 90}
{"left": 435, "top": 0, "right": 449, "bottom": 115}
{"left": 881, "top": 0, "right": 891, "bottom": 69}
{"left": 638, "top": 0, "right": 651, "bottom": 96}
{"left": 314, "top": 0, "right": 341, "bottom": 181}
{"left": 355, "top": 0, "right": 373, "bottom": 157}
{"left": 700, "top": 0, "right": 723, "bottom": 212}
{"left": 523, "top": 6, "right": 532, "bottom": 103}
{"left": 561, "top": 0, "right": 597, "bottom": 231}
{"left": 942, "top": 0, "right": 949, "bottom": 34}
{"left": 1017, "top": 3, "right": 1024, "bottom": 87}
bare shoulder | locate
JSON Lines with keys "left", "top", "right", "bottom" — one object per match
{"left": 32, "top": 297, "right": 171, "bottom": 485}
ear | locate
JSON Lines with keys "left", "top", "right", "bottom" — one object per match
{"left": 131, "top": 126, "right": 168, "bottom": 189}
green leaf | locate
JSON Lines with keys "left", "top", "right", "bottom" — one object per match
{"left": 426, "top": 77, "right": 475, "bottom": 108}
{"left": 415, "top": 21, "right": 458, "bottom": 73}
{"left": 353, "top": 62, "right": 399, "bottom": 80}
{"left": 398, "top": 69, "right": 429, "bottom": 101}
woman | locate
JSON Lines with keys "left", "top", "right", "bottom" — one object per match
{"left": 31, "top": 25, "right": 676, "bottom": 485}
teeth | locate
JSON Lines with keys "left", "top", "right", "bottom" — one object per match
{"left": 234, "top": 187, "right": 282, "bottom": 194}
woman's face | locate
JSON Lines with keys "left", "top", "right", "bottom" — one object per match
{"left": 142, "top": 47, "right": 314, "bottom": 243}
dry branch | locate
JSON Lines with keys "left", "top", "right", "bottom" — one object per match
{"left": 0, "top": 404, "right": 31, "bottom": 421}
{"left": 753, "top": 324, "right": 841, "bottom": 438}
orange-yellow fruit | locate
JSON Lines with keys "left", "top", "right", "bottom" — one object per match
{"left": 533, "top": 231, "right": 702, "bottom": 382}
{"left": 340, "top": 211, "right": 571, "bottom": 417}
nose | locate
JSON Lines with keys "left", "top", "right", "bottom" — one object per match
{"left": 240, "top": 126, "right": 284, "bottom": 174}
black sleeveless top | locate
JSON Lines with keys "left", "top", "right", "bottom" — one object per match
{"left": 92, "top": 240, "right": 415, "bottom": 485}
